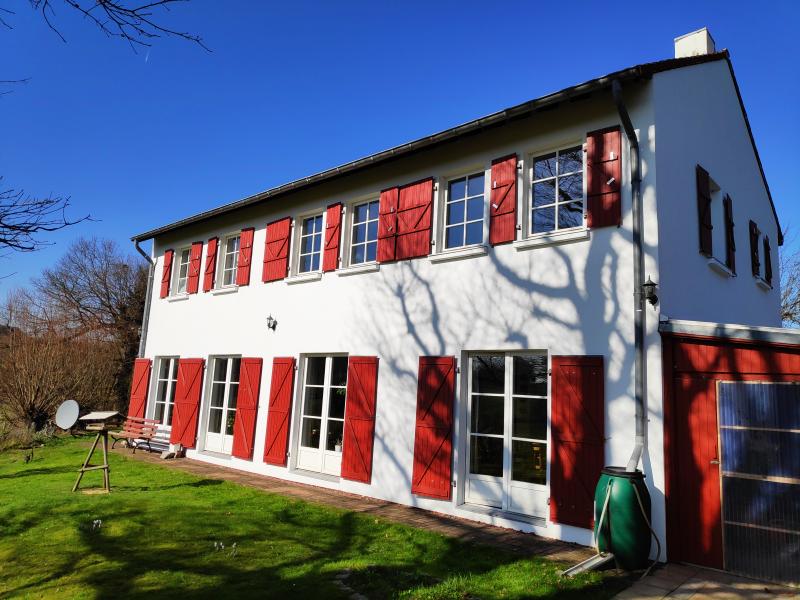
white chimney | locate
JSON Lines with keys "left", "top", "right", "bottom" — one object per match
{"left": 674, "top": 28, "right": 716, "bottom": 58}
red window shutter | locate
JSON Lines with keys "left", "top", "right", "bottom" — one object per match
{"left": 723, "top": 195, "right": 736, "bottom": 273}
{"left": 236, "top": 227, "right": 255, "bottom": 286}
{"left": 187, "top": 241, "right": 203, "bottom": 294}
{"left": 550, "top": 355, "right": 604, "bottom": 529}
{"left": 377, "top": 187, "right": 399, "bottom": 263}
{"left": 696, "top": 165, "right": 713, "bottom": 256}
{"left": 232, "top": 358, "right": 263, "bottom": 460}
{"left": 128, "top": 358, "right": 152, "bottom": 419}
{"left": 323, "top": 203, "right": 343, "bottom": 272}
{"left": 764, "top": 235, "right": 772, "bottom": 285}
{"left": 586, "top": 127, "right": 622, "bottom": 229}
{"left": 411, "top": 356, "right": 455, "bottom": 499}
{"left": 169, "top": 358, "right": 205, "bottom": 448}
{"left": 396, "top": 178, "right": 434, "bottom": 260}
{"left": 263, "top": 357, "right": 296, "bottom": 465}
{"left": 263, "top": 218, "right": 292, "bottom": 282}
{"left": 160, "top": 249, "right": 174, "bottom": 298}
{"left": 341, "top": 356, "right": 379, "bottom": 483}
{"left": 203, "top": 237, "right": 218, "bottom": 292}
{"left": 749, "top": 220, "right": 760, "bottom": 277}
{"left": 489, "top": 155, "right": 517, "bottom": 245}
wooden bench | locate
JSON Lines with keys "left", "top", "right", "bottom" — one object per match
{"left": 110, "top": 416, "right": 160, "bottom": 453}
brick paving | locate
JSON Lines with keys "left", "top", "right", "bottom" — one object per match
{"left": 116, "top": 448, "right": 592, "bottom": 564}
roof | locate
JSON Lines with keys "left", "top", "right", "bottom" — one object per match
{"left": 132, "top": 50, "right": 780, "bottom": 244}
{"left": 660, "top": 319, "right": 800, "bottom": 345}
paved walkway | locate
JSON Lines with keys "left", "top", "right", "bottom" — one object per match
{"left": 116, "top": 448, "right": 591, "bottom": 564}
{"left": 617, "top": 563, "right": 797, "bottom": 599}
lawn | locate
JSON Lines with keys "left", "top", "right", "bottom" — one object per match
{"left": 0, "top": 437, "right": 628, "bottom": 599}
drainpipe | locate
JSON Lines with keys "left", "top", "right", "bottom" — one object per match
{"left": 134, "top": 239, "right": 155, "bottom": 359}
{"left": 611, "top": 79, "right": 646, "bottom": 472}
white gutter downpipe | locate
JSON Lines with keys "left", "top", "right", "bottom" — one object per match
{"left": 611, "top": 80, "right": 646, "bottom": 472}
{"left": 134, "top": 239, "right": 155, "bottom": 359}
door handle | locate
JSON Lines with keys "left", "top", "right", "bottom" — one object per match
{"left": 710, "top": 459, "right": 720, "bottom": 465}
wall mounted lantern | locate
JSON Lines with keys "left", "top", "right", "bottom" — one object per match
{"left": 642, "top": 277, "right": 659, "bottom": 307}
{"left": 266, "top": 315, "right": 278, "bottom": 331}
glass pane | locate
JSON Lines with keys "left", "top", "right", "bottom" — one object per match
{"left": 303, "top": 386, "right": 324, "bottom": 417}
{"left": 329, "top": 389, "right": 346, "bottom": 419}
{"left": 558, "top": 173, "right": 583, "bottom": 203}
{"left": 331, "top": 357, "right": 348, "bottom": 387}
{"left": 231, "top": 358, "right": 241, "bottom": 383}
{"left": 354, "top": 203, "right": 368, "bottom": 223}
{"left": 368, "top": 201, "right": 379, "bottom": 220}
{"left": 315, "top": 215, "right": 323, "bottom": 231}
{"left": 366, "top": 242, "right": 377, "bottom": 262}
{"left": 470, "top": 436, "right": 503, "bottom": 477}
{"left": 170, "top": 359, "right": 179, "bottom": 380}
{"left": 533, "top": 207, "right": 555, "bottom": 233}
{"left": 306, "top": 357, "right": 325, "bottom": 385}
{"left": 445, "top": 225, "right": 463, "bottom": 249}
{"left": 533, "top": 180, "right": 556, "bottom": 207}
{"left": 513, "top": 354, "right": 548, "bottom": 396}
{"left": 351, "top": 244, "right": 365, "bottom": 264}
{"left": 465, "top": 221, "right": 483, "bottom": 246}
{"left": 213, "top": 358, "right": 228, "bottom": 382}
{"left": 312, "top": 233, "right": 321, "bottom": 253}
{"left": 302, "top": 217, "right": 315, "bottom": 234}
{"left": 301, "top": 417, "right": 321, "bottom": 449}
{"left": 227, "top": 236, "right": 239, "bottom": 253}
{"left": 311, "top": 253, "right": 320, "bottom": 271}
{"left": 467, "top": 173, "right": 484, "bottom": 197}
{"left": 223, "top": 267, "right": 235, "bottom": 286}
{"left": 353, "top": 223, "right": 366, "bottom": 244}
{"left": 156, "top": 380, "right": 169, "bottom": 403}
{"left": 534, "top": 153, "right": 557, "bottom": 180}
{"left": 558, "top": 201, "right": 584, "bottom": 229}
{"left": 228, "top": 383, "right": 239, "bottom": 410}
{"left": 159, "top": 359, "right": 170, "bottom": 379}
{"left": 301, "top": 235, "right": 313, "bottom": 254}
{"left": 166, "top": 403, "right": 174, "bottom": 427}
{"left": 208, "top": 407, "right": 222, "bottom": 434}
{"left": 299, "top": 255, "right": 312, "bottom": 273}
{"left": 466, "top": 196, "right": 483, "bottom": 221}
{"left": 449, "top": 177, "right": 466, "bottom": 200}
{"left": 470, "top": 395, "right": 504, "bottom": 435}
{"left": 471, "top": 355, "right": 505, "bottom": 395}
{"left": 513, "top": 396, "right": 547, "bottom": 440}
{"left": 366, "top": 220, "right": 378, "bottom": 242}
{"left": 512, "top": 440, "right": 547, "bottom": 484}
{"left": 154, "top": 402, "right": 165, "bottom": 423}
{"left": 447, "top": 200, "right": 465, "bottom": 225}
{"left": 558, "top": 146, "right": 583, "bottom": 174}
{"left": 210, "top": 382, "right": 225, "bottom": 408}
{"left": 326, "top": 420, "right": 344, "bottom": 451}
{"left": 225, "top": 409, "right": 236, "bottom": 436}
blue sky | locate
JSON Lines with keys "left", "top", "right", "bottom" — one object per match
{"left": 2, "top": 1, "right": 798, "bottom": 290}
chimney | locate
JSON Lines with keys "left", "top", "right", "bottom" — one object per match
{"left": 674, "top": 28, "right": 716, "bottom": 59}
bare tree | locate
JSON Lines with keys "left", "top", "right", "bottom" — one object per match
{"left": 781, "top": 243, "right": 800, "bottom": 326}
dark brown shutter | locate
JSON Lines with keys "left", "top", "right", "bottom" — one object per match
{"left": 723, "top": 195, "right": 736, "bottom": 273}
{"left": 764, "top": 236, "right": 772, "bottom": 285}
{"left": 749, "top": 220, "right": 760, "bottom": 277}
{"left": 696, "top": 165, "right": 713, "bottom": 256}
{"left": 586, "top": 127, "right": 621, "bottom": 228}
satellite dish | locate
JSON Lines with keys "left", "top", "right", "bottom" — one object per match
{"left": 55, "top": 399, "right": 80, "bottom": 430}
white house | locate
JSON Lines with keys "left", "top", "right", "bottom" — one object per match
{"left": 129, "top": 29, "right": 798, "bottom": 583}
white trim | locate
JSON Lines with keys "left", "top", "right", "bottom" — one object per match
{"left": 294, "top": 211, "right": 326, "bottom": 276}
{"left": 217, "top": 232, "right": 241, "bottom": 289}
{"left": 513, "top": 228, "right": 589, "bottom": 251}
{"left": 167, "top": 294, "right": 190, "bottom": 303}
{"left": 337, "top": 262, "right": 380, "bottom": 277}
{"left": 286, "top": 272, "right": 323, "bottom": 285}
{"left": 210, "top": 286, "right": 238, "bottom": 296}
{"left": 707, "top": 257, "right": 735, "bottom": 278}
{"left": 429, "top": 245, "right": 488, "bottom": 264}
{"left": 755, "top": 276, "right": 772, "bottom": 291}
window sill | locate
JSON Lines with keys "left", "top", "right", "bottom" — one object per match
{"left": 756, "top": 276, "right": 772, "bottom": 291}
{"left": 458, "top": 503, "right": 546, "bottom": 528}
{"left": 210, "top": 286, "right": 238, "bottom": 296}
{"left": 292, "top": 467, "right": 340, "bottom": 484}
{"left": 429, "top": 245, "right": 488, "bottom": 264}
{"left": 337, "top": 262, "right": 380, "bottom": 277}
{"left": 707, "top": 257, "right": 736, "bottom": 278}
{"left": 514, "top": 228, "right": 589, "bottom": 251}
{"left": 286, "top": 272, "right": 322, "bottom": 285}
{"left": 167, "top": 294, "right": 189, "bottom": 303}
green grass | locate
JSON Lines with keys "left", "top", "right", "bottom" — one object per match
{"left": 0, "top": 437, "right": 628, "bottom": 599}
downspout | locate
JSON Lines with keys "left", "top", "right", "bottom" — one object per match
{"left": 134, "top": 239, "right": 155, "bottom": 359}
{"left": 611, "top": 79, "right": 646, "bottom": 472}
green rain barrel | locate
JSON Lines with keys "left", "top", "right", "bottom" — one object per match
{"left": 594, "top": 467, "right": 652, "bottom": 570}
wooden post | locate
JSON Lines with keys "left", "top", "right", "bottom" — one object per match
{"left": 73, "top": 426, "right": 111, "bottom": 493}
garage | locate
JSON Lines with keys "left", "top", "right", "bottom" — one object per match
{"left": 661, "top": 320, "right": 800, "bottom": 585}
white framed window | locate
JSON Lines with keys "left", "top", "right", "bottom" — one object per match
{"left": 444, "top": 172, "right": 486, "bottom": 249}
{"left": 350, "top": 199, "right": 379, "bottom": 265}
{"left": 173, "top": 247, "right": 191, "bottom": 295}
{"left": 152, "top": 357, "right": 178, "bottom": 426}
{"left": 218, "top": 233, "right": 240, "bottom": 287}
{"left": 204, "top": 356, "right": 241, "bottom": 454}
{"left": 298, "top": 214, "right": 324, "bottom": 273}
{"left": 295, "top": 355, "right": 348, "bottom": 476}
{"left": 530, "top": 146, "right": 584, "bottom": 235}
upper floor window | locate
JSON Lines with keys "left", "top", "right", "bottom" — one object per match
{"left": 445, "top": 172, "right": 485, "bottom": 249}
{"left": 531, "top": 146, "right": 584, "bottom": 235}
{"left": 299, "top": 214, "right": 324, "bottom": 273}
{"left": 220, "top": 234, "right": 240, "bottom": 287}
{"left": 350, "top": 200, "right": 379, "bottom": 265}
{"left": 153, "top": 357, "right": 178, "bottom": 426}
{"left": 174, "top": 247, "right": 191, "bottom": 294}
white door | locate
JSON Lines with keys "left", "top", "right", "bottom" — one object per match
{"left": 296, "top": 355, "right": 348, "bottom": 476}
{"left": 204, "top": 357, "right": 240, "bottom": 454}
{"left": 465, "top": 352, "right": 549, "bottom": 518}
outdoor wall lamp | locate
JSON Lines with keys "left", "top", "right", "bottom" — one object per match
{"left": 266, "top": 315, "right": 278, "bottom": 331}
{"left": 642, "top": 276, "right": 659, "bottom": 307}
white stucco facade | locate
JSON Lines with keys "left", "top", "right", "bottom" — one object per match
{"left": 136, "top": 53, "right": 780, "bottom": 555}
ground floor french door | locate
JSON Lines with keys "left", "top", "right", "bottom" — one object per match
{"left": 296, "top": 355, "right": 348, "bottom": 476}
{"left": 204, "top": 356, "right": 241, "bottom": 454}
{"left": 464, "top": 352, "right": 549, "bottom": 518}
